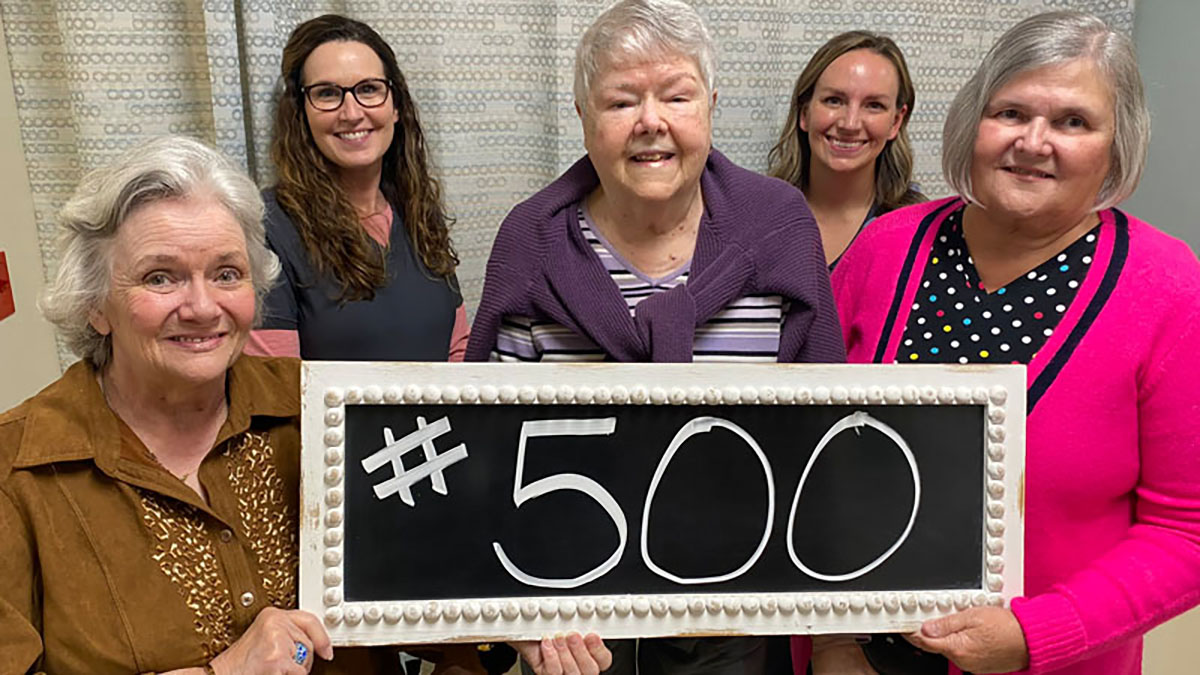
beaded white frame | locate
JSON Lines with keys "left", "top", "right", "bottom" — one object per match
{"left": 300, "top": 362, "right": 1025, "bottom": 645}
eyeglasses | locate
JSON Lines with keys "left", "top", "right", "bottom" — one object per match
{"left": 301, "top": 78, "right": 393, "bottom": 111}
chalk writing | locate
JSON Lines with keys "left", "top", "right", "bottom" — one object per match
{"left": 492, "top": 418, "right": 626, "bottom": 589}
{"left": 361, "top": 416, "right": 469, "bottom": 506}
{"left": 787, "top": 411, "right": 920, "bottom": 581}
{"left": 641, "top": 417, "right": 775, "bottom": 585}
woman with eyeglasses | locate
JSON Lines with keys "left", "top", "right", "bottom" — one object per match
{"left": 246, "top": 14, "right": 468, "bottom": 362}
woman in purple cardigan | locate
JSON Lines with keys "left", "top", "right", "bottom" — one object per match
{"left": 469, "top": 1, "right": 843, "bottom": 672}
{"left": 467, "top": 0, "right": 843, "bottom": 370}
{"left": 807, "top": 11, "right": 1200, "bottom": 675}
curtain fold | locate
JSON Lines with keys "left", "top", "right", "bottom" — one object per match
{"left": 0, "top": 0, "right": 1135, "bottom": 368}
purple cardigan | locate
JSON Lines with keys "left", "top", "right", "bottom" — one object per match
{"left": 466, "top": 150, "right": 845, "bottom": 364}
{"left": 823, "top": 197, "right": 1200, "bottom": 674}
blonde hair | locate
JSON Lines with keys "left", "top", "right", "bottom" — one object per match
{"left": 768, "top": 31, "right": 922, "bottom": 214}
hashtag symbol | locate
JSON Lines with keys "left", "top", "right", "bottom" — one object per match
{"left": 360, "top": 416, "right": 469, "bottom": 506}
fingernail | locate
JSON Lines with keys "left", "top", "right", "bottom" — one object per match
{"left": 554, "top": 634, "right": 567, "bottom": 648}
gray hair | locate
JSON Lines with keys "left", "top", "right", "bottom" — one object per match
{"left": 574, "top": 0, "right": 716, "bottom": 115}
{"left": 942, "top": 10, "right": 1149, "bottom": 211}
{"left": 40, "top": 136, "right": 280, "bottom": 368}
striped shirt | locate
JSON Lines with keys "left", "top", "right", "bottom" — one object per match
{"left": 492, "top": 205, "right": 785, "bottom": 362}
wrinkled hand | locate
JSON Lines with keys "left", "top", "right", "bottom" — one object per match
{"left": 512, "top": 633, "right": 612, "bottom": 675}
{"left": 810, "top": 635, "right": 878, "bottom": 674}
{"left": 905, "top": 606, "right": 1029, "bottom": 674}
{"left": 210, "top": 607, "right": 332, "bottom": 674}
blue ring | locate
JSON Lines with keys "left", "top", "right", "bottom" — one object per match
{"left": 294, "top": 641, "right": 309, "bottom": 665}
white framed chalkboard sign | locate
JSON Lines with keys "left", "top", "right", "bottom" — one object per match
{"left": 299, "top": 362, "right": 1025, "bottom": 645}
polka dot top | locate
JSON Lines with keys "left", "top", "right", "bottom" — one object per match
{"left": 898, "top": 209, "right": 1099, "bottom": 365}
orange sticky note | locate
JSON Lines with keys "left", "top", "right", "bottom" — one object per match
{"left": 0, "top": 251, "right": 14, "bottom": 321}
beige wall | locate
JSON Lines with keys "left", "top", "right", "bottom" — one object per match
{"left": 0, "top": 28, "right": 59, "bottom": 411}
{"left": 1145, "top": 608, "right": 1200, "bottom": 673}
{"left": 1126, "top": 0, "right": 1200, "bottom": 249}
{"left": 1130, "top": 0, "right": 1200, "bottom": 669}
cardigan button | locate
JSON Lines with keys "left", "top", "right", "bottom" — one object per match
{"left": 240, "top": 592, "right": 255, "bottom": 607}
{"left": 219, "top": 529, "right": 234, "bottom": 544}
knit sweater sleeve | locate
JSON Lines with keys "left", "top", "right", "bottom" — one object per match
{"left": 740, "top": 175, "right": 844, "bottom": 364}
{"left": 465, "top": 206, "right": 539, "bottom": 362}
{"left": 777, "top": 219, "right": 845, "bottom": 364}
{"left": 1011, "top": 290, "right": 1200, "bottom": 672}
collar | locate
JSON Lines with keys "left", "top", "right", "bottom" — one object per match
{"left": 9, "top": 356, "right": 299, "bottom": 474}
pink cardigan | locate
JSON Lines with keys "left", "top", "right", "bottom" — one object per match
{"left": 820, "top": 197, "right": 1200, "bottom": 674}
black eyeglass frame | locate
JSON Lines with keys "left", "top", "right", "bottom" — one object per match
{"left": 300, "top": 78, "right": 394, "bottom": 112}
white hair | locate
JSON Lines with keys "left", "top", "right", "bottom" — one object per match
{"left": 40, "top": 136, "right": 279, "bottom": 367}
{"left": 942, "top": 10, "right": 1149, "bottom": 210}
{"left": 574, "top": 0, "right": 716, "bottom": 115}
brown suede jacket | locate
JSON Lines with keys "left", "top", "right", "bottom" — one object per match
{"left": 0, "top": 356, "right": 396, "bottom": 674}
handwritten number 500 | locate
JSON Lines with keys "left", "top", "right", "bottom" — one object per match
{"left": 491, "top": 412, "right": 920, "bottom": 589}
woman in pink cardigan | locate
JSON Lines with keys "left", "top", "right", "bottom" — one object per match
{"left": 804, "top": 10, "right": 1200, "bottom": 675}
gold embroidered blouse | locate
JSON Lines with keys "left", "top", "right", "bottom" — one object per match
{"left": 0, "top": 356, "right": 397, "bottom": 674}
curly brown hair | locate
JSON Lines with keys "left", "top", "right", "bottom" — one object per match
{"left": 768, "top": 31, "right": 923, "bottom": 214}
{"left": 271, "top": 14, "right": 457, "bottom": 302}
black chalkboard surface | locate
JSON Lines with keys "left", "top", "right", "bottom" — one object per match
{"left": 300, "top": 363, "right": 1025, "bottom": 644}
{"left": 343, "top": 404, "right": 982, "bottom": 600}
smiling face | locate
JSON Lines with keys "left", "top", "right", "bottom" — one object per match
{"left": 90, "top": 197, "right": 256, "bottom": 393}
{"left": 581, "top": 54, "right": 714, "bottom": 209}
{"left": 302, "top": 40, "right": 399, "bottom": 180}
{"left": 970, "top": 58, "right": 1115, "bottom": 228}
{"left": 801, "top": 49, "right": 906, "bottom": 180}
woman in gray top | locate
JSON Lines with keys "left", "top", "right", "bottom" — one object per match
{"left": 246, "top": 15, "right": 467, "bottom": 362}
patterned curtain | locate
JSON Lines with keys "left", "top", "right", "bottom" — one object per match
{"left": 0, "top": 0, "right": 1134, "bottom": 367}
